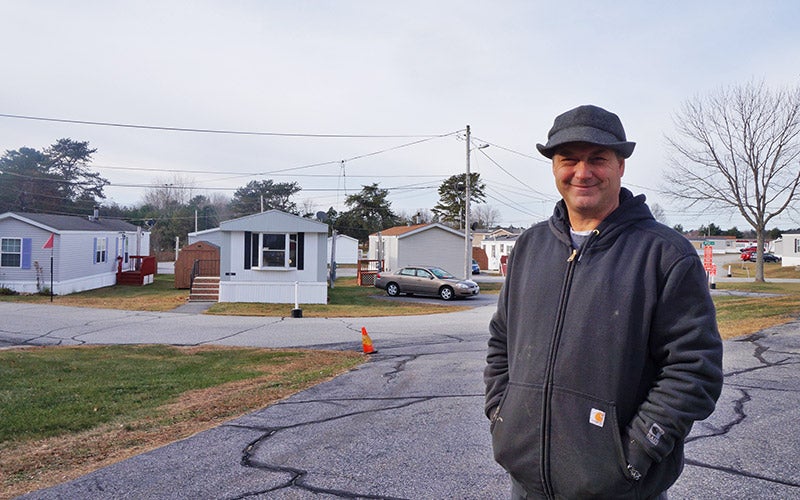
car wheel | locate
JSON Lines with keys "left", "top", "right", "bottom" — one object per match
{"left": 439, "top": 286, "right": 454, "bottom": 301}
{"left": 386, "top": 282, "right": 400, "bottom": 297}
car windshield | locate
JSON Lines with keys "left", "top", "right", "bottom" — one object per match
{"left": 429, "top": 267, "right": 455, "bottom": 279}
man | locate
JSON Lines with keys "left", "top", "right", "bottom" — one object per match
{"left": 484, "top": 105, "right": 723, "bottom": 499}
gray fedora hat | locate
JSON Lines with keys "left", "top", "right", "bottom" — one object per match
{"left": 536, "top": 104, "right": 635, "bottom": 159}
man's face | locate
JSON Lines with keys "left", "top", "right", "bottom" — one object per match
{"left": 552, "top": 142, "right": 625, "bottom": 229}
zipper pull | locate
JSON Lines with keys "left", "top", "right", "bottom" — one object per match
{"left": 574, "top": 229, "right": 600, "bottom": 263}
{"left": 567, "top": 248, "right": 578, "bottom": 262}
{"left": 490, "top": 405, "right": 503, "bottom": 424}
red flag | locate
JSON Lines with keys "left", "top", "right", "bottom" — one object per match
{"left": 42, "top": 233, "right": 54, "bottom": 249}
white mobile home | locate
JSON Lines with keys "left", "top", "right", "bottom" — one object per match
{"left": 775, "top": 233, "right": 800, "bottom": 267}
{"left": 481, "top": 234, "right": 519, "bottom": 272}
{"left": 0, "top": 211, "right": 150, "bottom": 295}
{"left": 204, "top": 210, "right": 329, "bottom": 304}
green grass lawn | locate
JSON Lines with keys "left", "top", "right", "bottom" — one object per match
{"left": 0, "top": 345, "right": 362, "bottom": 442}
{"left": 0, "top": 345, "right": 363, "bottom": 497}
{"left": 207, "top": 276, "right": 500, "bottom": 317}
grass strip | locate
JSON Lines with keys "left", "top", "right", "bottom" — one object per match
{"left": 712, "top": 281, "right": 800, "bottom": 339}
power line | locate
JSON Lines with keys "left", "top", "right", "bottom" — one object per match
{"left": 472, "top": 135, "right": 545, "bottom": 162}
{"left": 477, "top": 148, "right": 554, "bottom": 200}
{"left": 0, "top": 113, "right": 452, "bottom": 139}
{"left": 92, "top": 131, "right": 461, "bottom": 188}
{"left": 93, "top": 162, "right": 446, "bottom": 178}
{"left": 484, "top": 187, "right": 541, "bottom": 219}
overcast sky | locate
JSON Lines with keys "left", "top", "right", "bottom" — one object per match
{"left": 1, "top": 1, "right": 798, "bottom": 230}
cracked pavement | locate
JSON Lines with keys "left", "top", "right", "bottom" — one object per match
{"left": 3, "top": 300, "right": 799, "bottom": 499}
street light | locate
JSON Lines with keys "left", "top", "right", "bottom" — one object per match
{"left": 464, "top": 125, "right": 489, "bottom": 280}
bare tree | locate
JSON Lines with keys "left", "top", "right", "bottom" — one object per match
{"left": 397, "top": 209, "right": 434, "bottom": 225}
{"left": 142, "top": 174, "right": 196, "bottom": 210}
{"left": 472, "top": 204, "right": 501, "bottom": 229}
{"left": 207, "top": 192, "right": 232, "bottom": 222}
{"left": 299, "top": 198, "right": 318, "bottom": 218}
{"left": 649, "top": 203, "right": 668, "bottom": 226}
{"left": 664, "top": 80, "right": 800, "bottom": 281}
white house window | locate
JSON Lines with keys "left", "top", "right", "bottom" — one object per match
{"left": 259, "top": 233, "right": 297, "bottom": 269}
{"left": 795, "top": 238, "right": 800, "bottom": 253}
{"left": 95, "top": 237, "right": 107, "bottom": 263}
{"left": 1, "top": 238, "right": 21, "bottom": 267}
{"left": 245, "top": 232, "right": 303, "bottom": 270}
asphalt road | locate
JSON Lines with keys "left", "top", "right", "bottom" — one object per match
{"left": 2, "top": 297, "right": 799, "bottom": 499}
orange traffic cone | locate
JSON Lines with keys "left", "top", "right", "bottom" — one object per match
{"left": 361, "top": 327, "right": 376, "bottom": 354}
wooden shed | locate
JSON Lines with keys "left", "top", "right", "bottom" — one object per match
{"left": 174, "top": 240, "right": 220, "bottom": 289}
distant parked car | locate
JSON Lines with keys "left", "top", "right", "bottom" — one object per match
{"left": 749, "top": 252, "right": 781, "bottom": 263}
{"left": 472, "top": 259, "right": 480, "bottom": 274}
{"left": 374, "top": 266, "right": 480, "bottom": 300}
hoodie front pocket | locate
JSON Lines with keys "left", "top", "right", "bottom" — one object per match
{"left": 548, "top": 387, "right": 635, "bottom": 498}
{"left": 491, "top": 382, "right": 545, "bottom": 495}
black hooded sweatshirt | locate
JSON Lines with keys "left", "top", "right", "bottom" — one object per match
{"left": 485, "top": 188, "right": 723, "bottom": 499}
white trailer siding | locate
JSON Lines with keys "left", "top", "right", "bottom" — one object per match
{"left": 0, "top": 213, "right": 149, "bottom": 294}
{"left": 778, "top": 234, "right": 800, "bottom": 267}
{"left": 396, "top": 228, "right": 464, "bottom": 276}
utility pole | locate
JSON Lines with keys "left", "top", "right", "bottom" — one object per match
{"left": 464, "top": 125, "right": 471, "bottom": 281}
{"left": 329, "top": 229, "right": 337, "bottom": 289}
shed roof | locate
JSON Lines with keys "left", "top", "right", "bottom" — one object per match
{"left": 1, "top": 212, "right": 141, "bottom": 232}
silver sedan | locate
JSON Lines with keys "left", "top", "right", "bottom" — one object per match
{"left": 374, "top": 266, "right": 480, "bottom": 300}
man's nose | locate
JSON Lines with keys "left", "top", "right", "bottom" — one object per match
{"left": 574, "top": 160, "right": 593, "bottom": 177}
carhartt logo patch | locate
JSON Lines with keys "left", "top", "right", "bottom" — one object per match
{"left": 647, "top": 423, "right": 665, "bottom": 445}
{"left": 589, "top": 408, "right": 605, "bottom": 428}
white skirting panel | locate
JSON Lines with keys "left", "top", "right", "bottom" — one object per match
{"left": 3, "top": 273, "right": 118, "bottom": 295}
{"left": 219, "top": 281, "right": 328, "bottom": 304}
{"left": 782, "top": 256, "right": 800, "bottom": 267}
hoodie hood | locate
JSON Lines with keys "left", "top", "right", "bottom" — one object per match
{"left": 549, "top": 187, "right": 654, "bottom": 248}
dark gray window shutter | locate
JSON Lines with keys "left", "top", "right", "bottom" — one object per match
{"left": 244, "top": 231, "right": 252, "bottom": 269}
{"left": 297, "top": 233, "right": 304, "bottom": 270}
{"left": 21, "top": 238, "right": 32, "bottom": 269}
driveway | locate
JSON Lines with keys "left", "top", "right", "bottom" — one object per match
{"left": 2, "top": 301, "right": 798, "bottom": 499}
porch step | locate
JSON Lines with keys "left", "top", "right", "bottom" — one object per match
{"left": 189, "top": 276, "right": 220, "bottom": 302}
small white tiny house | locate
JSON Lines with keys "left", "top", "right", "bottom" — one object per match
{"left": 189, "top": 210, "right": 330, "bottom": 304}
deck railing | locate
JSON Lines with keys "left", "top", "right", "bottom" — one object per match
{"left": 190, "top": 259, "right": 220, "bottom": 289}
{"left": 357, "top": 259, "right": 384, "bottom": 286}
